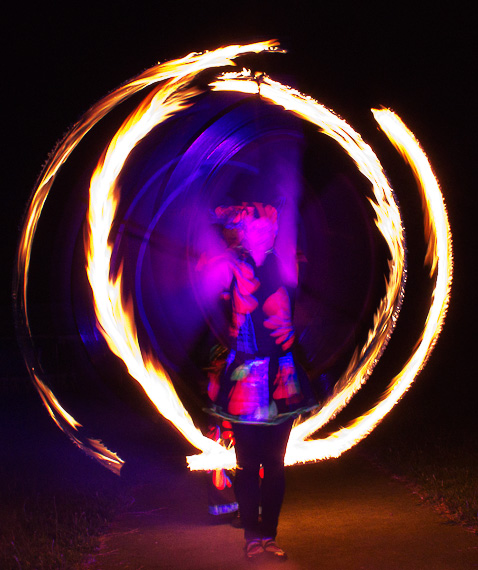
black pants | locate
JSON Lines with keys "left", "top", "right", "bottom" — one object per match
{"left": 233, "top": 419, "right": 293, "bottom": 541}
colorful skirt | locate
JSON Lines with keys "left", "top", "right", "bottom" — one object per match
{"left": 207, "top": 349, "right": 318, "bottom": 425}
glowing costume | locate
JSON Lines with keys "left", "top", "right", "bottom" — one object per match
{"left": 208, "top": 250, "right": 317, "bottom": 425}
{"left": 206, "top": 202, "right": 318, "bottom": 547}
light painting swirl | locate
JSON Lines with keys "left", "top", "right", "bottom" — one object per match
{"left": 14, "top": 41, "right": 452, "bottom": 473}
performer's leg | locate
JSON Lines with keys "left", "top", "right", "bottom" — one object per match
{"left": 260, "top": 418, "right": 293, "bottom": 540}
{"left": 232, "top": 422, "right": 262, "bottom": 541}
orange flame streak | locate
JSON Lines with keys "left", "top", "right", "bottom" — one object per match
{"left": 33, "top": 374, "right": 124, "bottom": 474}
{"left": 85, "top": 65, "right": 420, "bottom": 472}
{"left": 372, "top": 109, "right": 452, "bottom": 365}
{"left": 16, "top": 41, "right": 451, "bottom": 473}
{"left": 16, "top": 42, "right": 279, "bottom": 473}
{"left": 34, "top": 374, "right": 82, "bottom": 431}
{"left": 84, "top": 49, "right": 288, "bottom": 464}
{"left": 188, "top": 73, "right": 407, "bottom": 470}
{"left": 14, "top": 40, "right": 279, "bottom": 333}
{"left": 281, "top": 110, "right": 453, "bottom": 465}
{"left": 191, "top": 85, "right": 451, "bottom": 470}
{"left": 87, "top": 72, "right": 452, "bottom": 470}
{"left": 15, "top": 40, "right": 279, "bottom": 324}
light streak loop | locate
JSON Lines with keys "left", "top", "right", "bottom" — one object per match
{"left": 15, "top": 41, "right": 279, "bottom": 473}
{"left": 15, "top": 41, "right": 452, "bottom": 474}
{"left": 282, "top": 110, "right": 453, "bottom": 465}
{"left": 87, "top": 64, "right": 407, "bottom": 471}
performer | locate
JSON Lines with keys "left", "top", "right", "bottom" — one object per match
{"left": 207, "top": 202, "right": 318, "bottom": 560}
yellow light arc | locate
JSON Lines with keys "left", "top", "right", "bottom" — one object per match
{"left": 16, "top": 42, "right": 452, "bottom": 474}
{"left": 14, "top": 42, "right": 280, "bottom": 473}
{"left": 285, "top": 109, "right": 453, "bottom": 465}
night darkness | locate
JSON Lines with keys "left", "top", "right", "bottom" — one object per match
{"left": 1, "top": 0, "right": 476, "bottom": 534}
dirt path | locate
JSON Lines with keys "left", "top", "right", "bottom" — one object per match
{"left": 89, "top": 452, "right": 478, "bottom": 569}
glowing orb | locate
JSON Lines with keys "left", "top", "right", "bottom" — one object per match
{"left": 14, "top": 41, "right": 452, "bottom": 473}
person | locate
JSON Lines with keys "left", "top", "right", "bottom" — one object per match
{"left": 206, "top": 202, "right": 318, "bottom": 560}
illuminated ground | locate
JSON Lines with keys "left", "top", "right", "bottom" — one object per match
{"left": 1, "top": 349, "right": 477, "bottom": 569}
{"left": 89, "top": 450, "right": 478, "bottom": 569}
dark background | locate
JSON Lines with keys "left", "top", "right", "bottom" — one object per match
{"left": 1, "top": 2, "right": 475, "bottom": 468}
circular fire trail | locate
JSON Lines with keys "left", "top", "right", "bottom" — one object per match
{"left": 14, "top": 41, "right": 452, "bottom": 473}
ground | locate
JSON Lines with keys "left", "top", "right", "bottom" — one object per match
{"left": 88, "top": 450, "right": 478, "bottom": 570}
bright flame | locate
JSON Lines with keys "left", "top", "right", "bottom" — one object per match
{"left": 86, "top": 65, "right": 406, "bottom": 471}
{"left": 33, "top": 373, "right": 124, "bottom": 474}
{"left": 15, "top": 41, "right": 279, "bottom": 473}
{"left": 190, "top": 74, "right": 408, "bottom": 469}
{"left": 15, "top": 41, "right": 452, "bottom": 473}
{"left": 34, "top": 374, "right": 82, "bottom": 432}
{"left": 283, "top": 109, "right": 453, "bottom": 465}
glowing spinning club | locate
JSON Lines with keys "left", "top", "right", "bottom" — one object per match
{"left": 16, "top": 41, "right": 452, "bottom": 474}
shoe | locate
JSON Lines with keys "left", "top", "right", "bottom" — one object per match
{"left": 262, "top": 538, "right": 288, "bottom": 560}
{"left": 245, "top": 539, "right": 264, "bottom": 560}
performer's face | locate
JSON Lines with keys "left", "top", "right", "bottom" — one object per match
{"left": 243, "top": 216, "right": 276, "bottom": 253}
